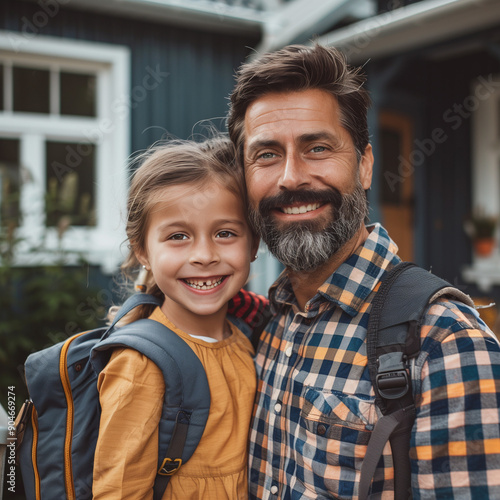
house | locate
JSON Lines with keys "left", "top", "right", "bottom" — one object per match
{"left": 1, "top": 0, "right": 499, "bottom": 332}
{"left": 0, "top": 0, "right": 261, "bottom": 277}
{"left": 254, "top": 0, "right": 500, "bottom": 334}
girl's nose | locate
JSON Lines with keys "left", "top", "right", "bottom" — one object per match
{"left": 188, "top": 240, "right": 220, "bottom": 266}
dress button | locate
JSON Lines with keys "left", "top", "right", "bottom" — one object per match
{"left": 270, "top": 485, "right": 278, "bottom": 494}
{"left": 274, "top": 403, "right": 282, "bottom": 414}
{"left": 317, "top": 424, "right": 327, "bottom": 436}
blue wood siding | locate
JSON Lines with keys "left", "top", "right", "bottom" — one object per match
{"left": 369, "top": 42, "right": 500, "bottom": 291}
{"left": 1, "top": 0, "right": 260, "bottom": 152}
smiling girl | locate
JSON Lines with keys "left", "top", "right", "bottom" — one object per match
{"left": 92, "top": 136, "right": 261, "bottom": 499}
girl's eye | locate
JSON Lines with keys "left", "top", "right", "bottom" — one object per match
{"left": 168, "top": 233, "right": 188, "bottom": 241}
{"left": 216, "top": 230, "right": 236, "bottom": 239}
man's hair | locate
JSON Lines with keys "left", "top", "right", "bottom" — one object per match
{"left": 227, "top": 44, "right": 371, "bottom": 164}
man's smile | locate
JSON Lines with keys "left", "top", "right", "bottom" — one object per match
{"left": 279, "top": 202, "right": 323, "bottom": 215}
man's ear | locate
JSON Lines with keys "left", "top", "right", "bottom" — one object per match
{"left": 359, "top": 143, "right": 374, "bottom": 190}
{"left": 251, "top": 236, "right": 260, "bottom": 262}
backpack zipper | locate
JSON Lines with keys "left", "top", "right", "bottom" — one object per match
{"left": 31, "top": 406, "right": 41, "bottom": 500}
{"left": 59, "top": 333, "right": 86, "bottom": 500}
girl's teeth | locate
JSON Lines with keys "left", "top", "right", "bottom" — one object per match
{"left": 185, "top": 277, "right": 223, "bottom": 290}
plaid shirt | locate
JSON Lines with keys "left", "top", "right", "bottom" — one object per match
{"left": 249, "top": 224, "right": 500, "bottom": 499}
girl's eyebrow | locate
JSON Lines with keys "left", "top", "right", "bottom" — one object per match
{"left": 214, "top": 219, "right": 246, "bottom": 227}
{"left": 155, "top": 219, "right": 246, "bottom": 233}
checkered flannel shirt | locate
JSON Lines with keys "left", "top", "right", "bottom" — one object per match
{"left": 249, "top": 224, "right": 500, "bottom": 499}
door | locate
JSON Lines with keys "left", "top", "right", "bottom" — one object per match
{"left": 378, "top": 112, "right": 415, "bottom": 262}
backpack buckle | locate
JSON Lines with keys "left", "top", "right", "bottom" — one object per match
{"left": 376, "top": 352, "right": 410, "bottom": 400}
{"left": 158, "top": 457, "right": 183, "bottom": 476}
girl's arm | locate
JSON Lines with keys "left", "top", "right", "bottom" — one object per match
{"left": 93, "top": 348, "right": 165, "bottom": 500}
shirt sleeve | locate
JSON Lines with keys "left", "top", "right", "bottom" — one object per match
{"left": 93, "top": 348, "right": 165, "bottom": 500}
{"left": 227, "top": 289, "right": 271, "bottom": 328}
{"left": 412, "top": 301, "right": 500, "bottom": 498}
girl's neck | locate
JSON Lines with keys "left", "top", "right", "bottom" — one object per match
{"left": 160, "top": 298, "right": 230, "bottom": 341}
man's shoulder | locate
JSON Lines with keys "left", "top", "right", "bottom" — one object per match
{"left": 419, "top": 295, "right": 499, "bottom": 353}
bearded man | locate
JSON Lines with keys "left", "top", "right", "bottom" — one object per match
{"left": 227, "top": 44, "right": 500, "bottom": 499}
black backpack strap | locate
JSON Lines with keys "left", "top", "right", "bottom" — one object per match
{"left": 359, "top": 262, "right": 471, "bottom": 500}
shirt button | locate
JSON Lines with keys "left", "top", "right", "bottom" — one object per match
{"left": 317, "top": 424, "right": 327, "bottom": 436}
{"left": 274, "top": 403, "right": 282, "bottom": 414}
{"left": 285, "top": 344, "right": 293, "bottom": 357}
{"left": 270, "top": 485, "right": 278, "bottom": 494}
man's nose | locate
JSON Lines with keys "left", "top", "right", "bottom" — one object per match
{"left": 277, "top": 152, "right": 312, "bottom": 191}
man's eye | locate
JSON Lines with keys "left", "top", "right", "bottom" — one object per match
{"left": 217, "top": 231, "right": 236, "bottom": 238}
{"left": 311, "top": 146, "right": 327, "bottom": 153}
{"left": 258, "top": 152, "right": 276, "bottom": 159}
{"left": 168, "top": 233, "right": 188, "bottom": 241}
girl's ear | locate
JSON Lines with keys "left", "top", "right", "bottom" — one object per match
{"left": 134, "top": 247, "right": 150, "bottom": 270}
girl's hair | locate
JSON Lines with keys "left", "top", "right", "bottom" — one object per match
{"left": 110, "top": 134, "right": 247, "bottom": 324}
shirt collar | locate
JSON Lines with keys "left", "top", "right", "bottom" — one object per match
{"left": 268, "top": 224, "right": 401, "bottom": 317}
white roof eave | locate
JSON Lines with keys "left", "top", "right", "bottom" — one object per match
{"left": 316, "top": 0, "right": 500, "bottom": 63}
{"left": 50, "top": 0, "right": 265, "bottom": 36}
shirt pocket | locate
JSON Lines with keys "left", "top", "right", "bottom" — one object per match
{"left": 295, "top": 387, "right": 377, "bottom": 499}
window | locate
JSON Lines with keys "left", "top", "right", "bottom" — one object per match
{"left": 463, "top": 73, "right": 500, "bottom": 291}
{"left": 0, "top": 137, "right": 21, "bottom": 230}
{"left": 0, "top": 32, "right": 130, "bottom": 273}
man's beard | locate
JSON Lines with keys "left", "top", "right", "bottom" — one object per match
{"left": 248, "top": 182, "right": 369, "bottom": 272}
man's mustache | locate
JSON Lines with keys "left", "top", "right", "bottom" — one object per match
{"left": 257, "top": 189, "right": 343, "bottom": 217}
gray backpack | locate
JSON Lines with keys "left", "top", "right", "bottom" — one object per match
{"left": 15, "top": 293, "right": 211, "bottom": 500}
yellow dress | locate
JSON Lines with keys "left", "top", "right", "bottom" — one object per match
{"left": 93, "top": 307, "right": 256, "bottom": 500}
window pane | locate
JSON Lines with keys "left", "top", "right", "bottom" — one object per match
{"left": 0, "top": 65, "right": 4, "bottom": 111}
{"left": 0, "top": 138, "right": 21, "bottom": 229}
{"left": 46, "top": 141, "right": 96, "bottom": 227}
{"left": 13, "top": 66, "right": 50, "bottom": 114}
{"left": 60, "top": 72, "right": 96, "bottom": 117}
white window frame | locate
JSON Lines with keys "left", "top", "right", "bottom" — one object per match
{"left": 463, "top": 73, "right": 500, "bottom": 291}
{"left": 0, "top": 32, "right": 130, "bottom": 273}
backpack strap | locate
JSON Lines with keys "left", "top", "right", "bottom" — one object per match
{"left": 105, "top": 293, "right": 163, "bottom": 332}
{"left": 359, "top": 262, "right": 473, "bottom": 500}
{"left": 91, "top": 301, "right": 210, "bottom": 500}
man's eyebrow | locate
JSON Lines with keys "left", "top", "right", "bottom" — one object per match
{"left": 297, "top": 132, "right": 341, "bottom": 146}
{"left": 246, "top": 139, "right": 281, "bottom": 155}
{"left": 246, "top": 132, "right": 342, "bottom": 154}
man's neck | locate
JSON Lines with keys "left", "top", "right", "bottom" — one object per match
{"left": 288, "top": 225, "right": 370, "bottom": 311}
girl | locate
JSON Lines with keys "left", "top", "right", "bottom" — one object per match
{"left": 93, "top": 136, "right": 261, "bottom": 499}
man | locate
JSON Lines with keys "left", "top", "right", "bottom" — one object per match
{"left": 227, "top": 44, "right": 500, "bottom": 499}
